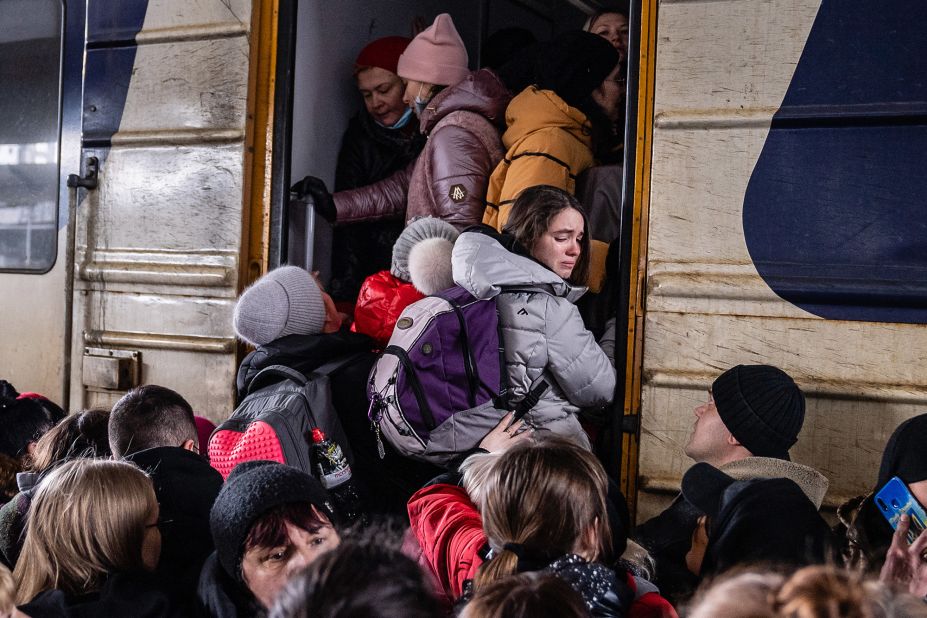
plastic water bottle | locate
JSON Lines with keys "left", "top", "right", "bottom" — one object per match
{"left": 310, "top": 428, "right": 363, "bottom": 524}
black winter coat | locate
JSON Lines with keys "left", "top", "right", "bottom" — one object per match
{"left": 632, "top": 496, "right": 701, "bottom": 604}
{"left": 196, "top": 552, "right": 262, "bottom": 618}
{"left": 334, "top": 111, "right": 424, "bottom": 193}
{"left": 328, "top": 111, "right": 425, "bottom": 302}
{"left": 125, "top": 446, "right": 223, "bottom": 610}
{"left": 20, "top": 572, "right": 182, "bottom": 618}
{"left": 547, "top": 554, "right": 633, "bottom": 618}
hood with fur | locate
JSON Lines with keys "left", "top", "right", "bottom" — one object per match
{"left": 721, "top": 456, "right": 830, "bottom": 509}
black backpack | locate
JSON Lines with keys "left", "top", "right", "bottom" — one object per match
{"left": 209, "top": 354, "right": 362, "bottom": 480}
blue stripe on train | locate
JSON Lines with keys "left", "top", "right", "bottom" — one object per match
{"left": 743, "top": 0, "right": 927, "bottom": 324}
{"left": 63, "top": 0, "right": 148, "bottom": 229}
{"left": 80, "top": 0, "right": 148, "bottom": 147}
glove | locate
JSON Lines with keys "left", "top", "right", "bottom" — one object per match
{"left": 291, "top": 175, "right": 337, "bottom": 223}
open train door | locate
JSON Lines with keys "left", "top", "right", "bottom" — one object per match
{"left": 0, "top": 0, "right": 83, "bottom": 402}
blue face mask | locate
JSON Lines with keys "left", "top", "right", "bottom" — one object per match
{"left": 413, "top": 83, "right": 431, "bottom": 118}
{"left": 384, "top": 106, "right": 413, "bottom": 129}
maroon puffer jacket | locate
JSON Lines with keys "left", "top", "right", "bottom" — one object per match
{"left": 333, "top": 69, "right": 511, "bottom": 230}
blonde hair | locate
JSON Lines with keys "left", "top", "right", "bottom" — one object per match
{"left": 775, "top": 565, "right": 915, "bottom": 618}
{"left": 0, "top": 563, "right": 14, "bottom": 615}
{"left": 459, "top": 450, "right": 503, "bottom": 509}
{"left": 687, "top": 570, "right": 784, "bottom": 618}
{"left": 688, "top": 565, "right": 927, "bottom": 618}
{"left": 474, "top": 436, "right": 611, "bottom": 589}
{"left": 13, "top": 458, "right": 157, "bottom": 604}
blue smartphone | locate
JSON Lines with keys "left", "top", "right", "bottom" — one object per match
{"left": 875, "top": 476, "right": 927, "bottom": 544}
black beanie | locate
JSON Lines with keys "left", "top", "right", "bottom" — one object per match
{"left": 876, "top": 413, "right": 927, "bottom": 489}
{"left": 209, "top": 461, "right": 337, "bottom": 581}
{"left": 534, "top": 31, "right": 620, "bottom": 109}
{"left": 712, "top": 365, "right": 805, "bottom": 460}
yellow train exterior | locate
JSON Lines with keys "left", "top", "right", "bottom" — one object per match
{"left": 1, "top": 0, "right": 925, "bottom": 519}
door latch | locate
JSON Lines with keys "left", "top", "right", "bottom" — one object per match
{"left": 67, "top": 156, "right": 99, "bottom": 190}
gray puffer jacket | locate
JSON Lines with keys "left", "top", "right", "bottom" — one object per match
{"left": 453, "top": 232, "right": 616, "bottom": 448}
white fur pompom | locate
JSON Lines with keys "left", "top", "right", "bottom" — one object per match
{"left": 408, "top": 237, "right": 456, "bottom": 295}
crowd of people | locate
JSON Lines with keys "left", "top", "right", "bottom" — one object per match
{"left": 2, "top": 9, "right": 927, "bottom": 618}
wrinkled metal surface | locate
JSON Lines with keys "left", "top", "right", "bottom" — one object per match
{"left": 638, "top": 0, "right": 927, "bottom": 522}
{"left": 69, "top": 0, "right": 252, "bottom": 419}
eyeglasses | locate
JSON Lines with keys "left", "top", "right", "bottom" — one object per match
{"left": 146, "top": 518, "right": 175, "bottom": 529}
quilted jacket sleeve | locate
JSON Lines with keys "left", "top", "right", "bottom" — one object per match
{"left": 543, "top": 297, "right": 616, "bottom": 407}
{"left": 427, "top": 124, "right": 498, "bottom": 229}
{"left": 333, "top": 161, "right": 413, "bottom": 223}
{"left": 407, "top": 484, "right": 486, "bottom": 600}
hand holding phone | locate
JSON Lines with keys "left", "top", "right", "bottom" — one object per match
{"left": 879, "top": 514, "right": 927, "bottom": 598}
{"left": 875, "top": 476, "right": 927, "bottom": 544}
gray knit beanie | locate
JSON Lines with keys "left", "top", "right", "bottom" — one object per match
{"left": 233, "top": 266, "right": 328, "bottom": 346}
{"left": 391, "top": 217, "right": 460, "bottom": 281}
{"left": 712, "top": 364, "right": 805, "bottom": 460}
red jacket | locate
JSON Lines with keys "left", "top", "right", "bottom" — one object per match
{"left": 407, "top": 484, "right": 485, "bottom": 601}
{"left": 408, "top": 483, "right": 679, "bottom": 618}
{"left": 351, "top": 270, "right": 424, "bottom": 348}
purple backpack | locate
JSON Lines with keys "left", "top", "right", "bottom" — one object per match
{"left": 367, "top": 286, "right": 545, "bottom": 465}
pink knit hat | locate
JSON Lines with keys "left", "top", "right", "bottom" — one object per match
{"left": 397, "top": 14, "right": 469, "bottom": 87}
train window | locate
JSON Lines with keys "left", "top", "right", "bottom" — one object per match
{"left": 0, "top": 0, "right": 62, "bottom": 272}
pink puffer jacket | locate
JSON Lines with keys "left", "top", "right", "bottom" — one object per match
{"left": 333, "top": 69, "right": 511, "bottom": 230}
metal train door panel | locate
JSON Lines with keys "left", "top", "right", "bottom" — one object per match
{"left": 0, "top": 0, "right": 83, "bottom": 400}
{"left": 637, "top": 0, "right": 927, "bottom": 520}
{"left": 69, "top": 0, "right": 252, "bottom": 417}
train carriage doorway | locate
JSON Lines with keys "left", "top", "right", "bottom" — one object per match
{"left": 274, "top": 0, "right": 651, "bottom": 494}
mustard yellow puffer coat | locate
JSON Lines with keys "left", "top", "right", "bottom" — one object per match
{"left": 483, "top": 87, "right": 608, "bottom": 291}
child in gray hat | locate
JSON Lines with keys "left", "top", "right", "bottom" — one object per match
{"left": 233, "top": 265, "right": 341, "bottom": 347}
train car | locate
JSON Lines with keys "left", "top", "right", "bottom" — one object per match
{"left": 631, "top": 0, "right": 927, "bottom": 518}
{"left": 1, "top": 0, "right": 924, "bottom": 518}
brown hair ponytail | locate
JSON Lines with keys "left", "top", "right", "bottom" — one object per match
{"left": 473, "top": 436, "right": 612, "bottom": 591}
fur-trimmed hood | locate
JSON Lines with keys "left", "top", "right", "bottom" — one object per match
{"left": 721, "top": 456, "right": 829, "bottom": 509}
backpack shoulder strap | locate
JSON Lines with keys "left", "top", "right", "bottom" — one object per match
{"left": 246, "top": 364, "right": 308, "bottom": 396}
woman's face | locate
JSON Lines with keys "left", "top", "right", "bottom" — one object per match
{"left": 686, "top": 515, "right": 710, "bottom": 576}
{"left": 356, "top": 67, "right": 407, "bottom": 127}
{"left": 592, "top": 62, "right": 625, "bottom": 123}
{"left": 590, "top": 12, "right": 629, "bottom": 61}
{"left": 530, "top": 207, "right": 584, "bottom": 280}
{"left": 141, "top": 503, "right": 161, "bottom": 571}
{"left": 241, "top": 519, "right": 340, "bottom": 608}
{"left": 402, "top": 79, "right": 436, "bottom": 114}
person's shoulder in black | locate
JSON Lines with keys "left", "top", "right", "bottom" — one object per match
{"left": 21, "top": 571, "right": 183, "bottom": 618}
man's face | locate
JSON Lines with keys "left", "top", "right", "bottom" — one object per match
{"left": 684, "top": 391, "right": 736, "bottom": 465}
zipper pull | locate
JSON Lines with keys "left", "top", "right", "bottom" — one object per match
{"left": 373, "top": 422, "right": 386, "bottom": 460}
